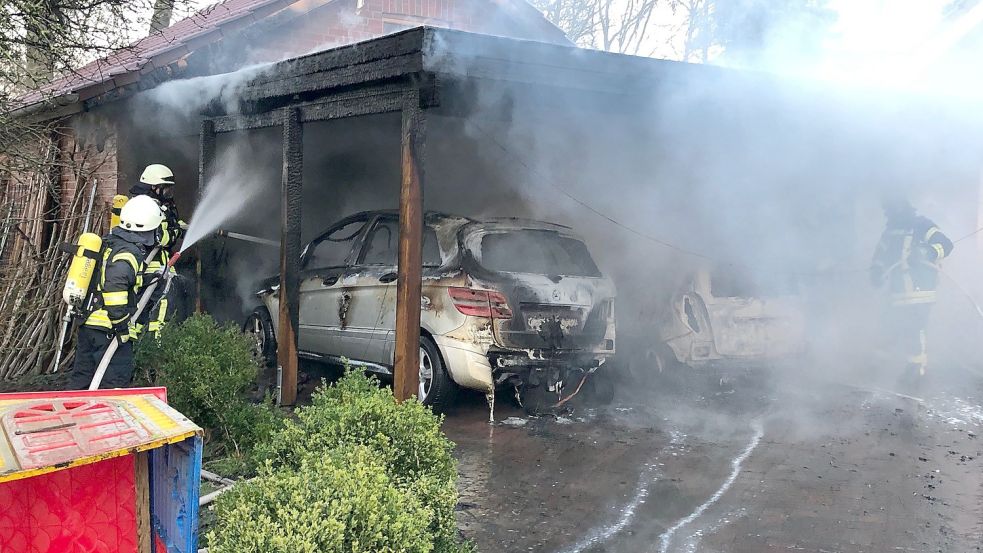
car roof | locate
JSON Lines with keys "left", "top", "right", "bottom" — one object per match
{"left": 337, "top": 210, "right": 570, "bottom": 230}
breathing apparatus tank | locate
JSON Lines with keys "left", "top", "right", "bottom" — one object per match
{"left": 62, "top": 232, "right": 103, "bottom": 307}
{"left": 110, "top": 195, "right": 127, "bottom": 228}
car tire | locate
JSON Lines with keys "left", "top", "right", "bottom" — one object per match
{"left": 583, "top": 372, "right": 615, "bottom": 405}
{"left": 519, "top": 384, "right": 555, "bottom": 415}
{"left": 419, "top": 335, "right": 457, "bottom": 410}
{"left": 243, "top": 306, "right": 277, "bottom": 369}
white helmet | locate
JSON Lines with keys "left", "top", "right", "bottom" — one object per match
{"left": 140, "top": 163, "right": 175, "bottom": 186}
{"left": 119, "top": 195, "right": 164, "bottom": 232}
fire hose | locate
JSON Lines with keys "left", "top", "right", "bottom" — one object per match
{"left": 88, "top": 250, "right": 182, "bottom": 390}
{"left": 939, "top": 268, "right": 983, "bottom": 320}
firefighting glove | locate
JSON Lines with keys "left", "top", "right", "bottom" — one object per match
{"left": 917, "top": 245, "right": 938, "bottom": 263}
{"left": 112, "top": 322, "right": 131, "bottom": 343}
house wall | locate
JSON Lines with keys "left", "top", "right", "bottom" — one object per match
{"left": 57, "top": 122, "right": 120, "bottom": 226}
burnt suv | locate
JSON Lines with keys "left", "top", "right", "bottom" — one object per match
{"left": 244, "top": 210, "right": 617, "bottom": 411}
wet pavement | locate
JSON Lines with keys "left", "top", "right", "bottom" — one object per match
{"left": 442, "top": 370, "right": 983, "bottom": 552}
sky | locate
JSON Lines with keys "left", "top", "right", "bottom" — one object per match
{"left": 817, "top": 0, "right": 981, "bottom": 88}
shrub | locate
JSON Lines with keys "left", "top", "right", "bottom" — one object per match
{"left": 217, "top": 371, "right": 471, "bottom": 553}
{"left": 207, "top": 447, "right": 436, "bottom": 553}
{"left": 256, "top": 370, "right": 456, "bottom": 482}
{"left": 135, "top": 313, "right": 280, "bottom": 459}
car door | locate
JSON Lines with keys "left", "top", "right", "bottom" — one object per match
{"left": 345, "top": 216, "right": 444, "bottom": 366}
{"left": 341, "top": 215, "right": 399, "bottom": 365}
{"left": 297, "top": 216, "right": 369, "bottom": 358}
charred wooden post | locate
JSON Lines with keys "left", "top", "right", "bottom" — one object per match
{"left": 195, "top": 119, "right": 216, "bottom": 313}
{"left": 394, "top": 91, "right": 426, "bottom": 402}
{"left": 278, "top": 108, "right": 303, "bottom": 406}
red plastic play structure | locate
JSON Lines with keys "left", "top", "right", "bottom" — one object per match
{"left": 0, "top": 388, "right": 203, "bottom": 553}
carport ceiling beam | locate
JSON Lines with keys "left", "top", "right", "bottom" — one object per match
{"left": 210, "top": 88, "right": 415, "bottom": 133}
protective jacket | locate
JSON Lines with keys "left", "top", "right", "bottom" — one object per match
{"left": 129, "top": 183, "right": 185, "bottom": 267}
{"left": 83, "top": 228, "right": 153, "bottom": 337}
{"left": 871, "top": 213, "right": 953, "bottom": 306}
{"left": 128, "top": 183, "right": 185, "bottom": 336}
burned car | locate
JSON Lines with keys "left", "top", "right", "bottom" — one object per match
{"left": 244, "top": 210, "right": 617, "bottom": 411}
{"left": 654, "top": 267, "right": 806, "bottom": 373}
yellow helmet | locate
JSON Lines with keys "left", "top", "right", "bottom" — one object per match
{"left": 140, "top": 163, "right": 175, "bottom": 186}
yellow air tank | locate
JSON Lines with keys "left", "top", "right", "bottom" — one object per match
{"left": 110, "top": 195, "right": 127, "bottom": 228}
{"left": 63, "top": 232, "right": 102, "bottom": 306}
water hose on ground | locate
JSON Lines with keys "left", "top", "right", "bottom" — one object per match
{"left": 554, "top": 371, "right": 590, "bottom": 408}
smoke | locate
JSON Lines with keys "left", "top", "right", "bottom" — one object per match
{"left": 142, "top": 63, "right": 270, "bottom": 117}
{"left": 116, "top": 4, "right": 983, "bottom": 395}
{"left": 180, "top": 144, "right": 270, "bottom": 252}
{"left": 422, "top": 5, "right": 983, "bottom": 398}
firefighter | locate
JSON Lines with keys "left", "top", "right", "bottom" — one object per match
{"left": 70, "top": 195, "right": 164, "bottom": 389}
{"left": 870, "top": 197, "right": 953, "bottom": 386}
{"left": 129, "top": 164, "right": 187, "bottom": 339}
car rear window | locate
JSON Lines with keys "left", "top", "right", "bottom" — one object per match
{"left": 479, "top": 230, "right": 601, "bottom": 277}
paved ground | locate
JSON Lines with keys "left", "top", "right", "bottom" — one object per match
{"left": 442, "top": 367, "right": 983, "bottom": 553}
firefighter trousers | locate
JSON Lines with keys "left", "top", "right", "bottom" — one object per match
{"left": 70, "top": 326, "right": 135, "bottom": 389}
{"left": 886, "top": 303, "right": 931, "bottom": 378}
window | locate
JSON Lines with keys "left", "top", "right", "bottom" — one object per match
{"left": 423, "top": 229, "right": 441, "bottom": 267}
{"left": 305, "top": 220, "right": 366, "bottom": 268}
{"left": 478, "top": 231, "right": 601, "bottom": 277}
{"left": 359, "top": 218, "right": 442, "bottom": 267}
{"left": 362, "top": 219, "right": 398, "bottom": 265}
{"left": 383, "top": 21, "right": 412, "bottom": 34}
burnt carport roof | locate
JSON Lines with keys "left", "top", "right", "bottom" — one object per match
{"left": 246, "top": 26, "right": 721, "bottom": 97}
{"left": 209, "top": 26, "right": 733, "bottom": 130}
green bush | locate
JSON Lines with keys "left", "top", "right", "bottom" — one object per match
{"left": 255, "top": 369, "right": 456, "bottom": 482}
{"left": 214, "top": 371, "right": 471, "bottom": 553}
{"left": 135, "top": 313, "right": 280, "bottom": 459}
{"left": 207, "top": 447, "right": 435, "bottom": 553}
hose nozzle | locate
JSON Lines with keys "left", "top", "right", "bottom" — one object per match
{"left": 167, "top": 251, "right": 182, "bottom": 268}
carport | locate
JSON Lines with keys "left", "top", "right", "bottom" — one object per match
{"left": 196, "top": 27, "right": 728, "bottom": 405}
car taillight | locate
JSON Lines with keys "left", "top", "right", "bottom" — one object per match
{"left": 448, "top": 287, "right": 513, "bottom": 319}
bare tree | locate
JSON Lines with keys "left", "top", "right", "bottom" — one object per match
{"left": 530, "top": 0, "right": 666, "bottom": 55}
{"left": 673, "top": 0, "right": 712, "bottom": 62}
{"left": 672, "top": 0, "right": 836, "bottom": 65}
{"left": 150, "top": 0, "right": 175, "bottom": 35}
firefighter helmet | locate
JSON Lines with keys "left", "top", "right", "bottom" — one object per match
{"left": 119, "top": 195, "right": 164, "bottom": 232}
{"left": 881, "top": 194, "right": 914, "bottom": 218}
{"left": 139, "top": 163, "right": 175, "bottom": 186}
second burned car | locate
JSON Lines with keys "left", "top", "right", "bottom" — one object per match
{"left": 244, "top": 210, "right": 617, "bottom": 412}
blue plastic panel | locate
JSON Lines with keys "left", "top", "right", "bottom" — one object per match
{"left": 148, "top": 435, "right": 202, "bottom": 553}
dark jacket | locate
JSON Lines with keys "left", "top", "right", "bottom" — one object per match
{"left": 83, "top": 229, "right": 152, "bottom": 331}
{"left": 129, "top": 183, "right": 184, "bottom": 266}
{"left": 871, "top": 213, "right": 953, "bottom": 305}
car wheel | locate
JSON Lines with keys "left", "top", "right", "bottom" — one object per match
{"left": 243, "top": 306, "right": 276, "bottom": 369}
{"left": 582, "top": 372, "right": 615, "bottom": 405}
{"left": 418, "top": 336, "right": 456, "bottom": 409}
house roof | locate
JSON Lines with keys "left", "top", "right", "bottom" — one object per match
{"left": 17, "top": 0, "right": 570, "bottom": 113}
{"left": 19, "top": 0, "right": 300, "bottom": 108}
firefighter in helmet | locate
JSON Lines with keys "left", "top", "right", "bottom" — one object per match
{"left": 870, "top": 196, "right": 953, "bottom": 385}
{"left": 71, "top": 195, "right": 164, "bottom": 389}
{"left": 129, "top": 163, "right": 187, "bottom": 339}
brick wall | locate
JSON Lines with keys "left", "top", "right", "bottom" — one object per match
{"left": 57, "top": 122, "right": 119, "bottom": 228}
